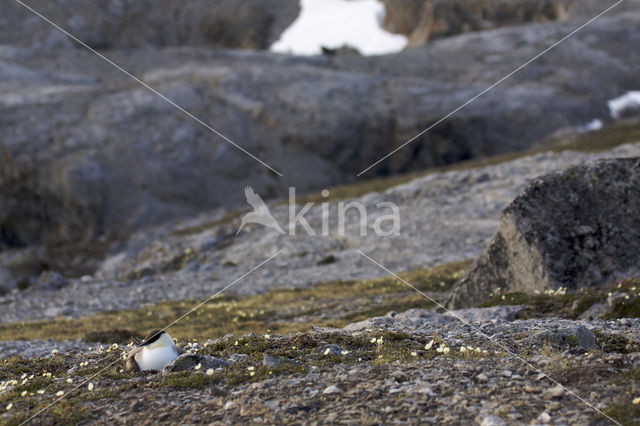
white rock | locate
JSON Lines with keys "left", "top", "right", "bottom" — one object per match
{"left": 323, "top": 385, "right": 343, "bottom": 394}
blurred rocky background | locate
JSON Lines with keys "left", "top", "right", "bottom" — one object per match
{"left": 1, "top": 0, "right": 639, "bottom": 293}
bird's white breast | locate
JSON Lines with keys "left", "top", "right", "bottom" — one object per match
{"left": 136, "top": 345, "right": 179, "bottom": 371}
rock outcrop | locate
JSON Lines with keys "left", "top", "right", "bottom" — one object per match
{"left": 380, "top": 0, "right": 626, "bottom": 46}
{"left": 448, "top": 157, "right": 640, "bottom": 309}
{"left": 1, "top": 0, "right": 299, "bottom": 50}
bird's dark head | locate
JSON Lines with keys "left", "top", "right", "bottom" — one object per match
{"left": 138, "top": 329, "right": 167, "bottom": 347}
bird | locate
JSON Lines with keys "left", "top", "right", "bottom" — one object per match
{"left": 125, "top": 330, "right": 182, "bottom": 372}
{"left": 236, "top": 186, "right": 285, "bottom": 235}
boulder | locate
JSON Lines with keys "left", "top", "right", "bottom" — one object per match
{"left": 1, "top": 0, "right": 299, "bottom": 51}
{"left": 448, "top": 158, "right": 640, "bottom": 308}
{"left": 528, "top": 325, "right": 596, "bottom": 350}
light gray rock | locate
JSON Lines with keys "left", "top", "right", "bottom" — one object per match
{"left": 578, "top": 302, "right": 610, "bottom": 320}
{"left": 322, "top": 385, "right": 343, "bottom": 395}
{"left": 263, "top": 354, "right": 296, "bottom": 368}
{"left": 318, "top": 344, "right": 348, "bottom": 356}
{"left": 448, "top": 158, "right": 640, "bottom": 308}
{"left": 343, "top": 309, "right": 455, "bottom": 332}
{"left": 476, "top": 414, "right": 507, "bottom": 426}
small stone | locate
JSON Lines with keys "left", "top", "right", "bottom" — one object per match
{"left": 544, "top": 385, "right": 565, "bottom": 399}
{"left": 476, "top": 414, "right": 507, "bottom": 426}
{"left": 264, "top": 400, "right": 280, "bottom": 411}
{"left": 476, "top": 373, "right": 489, "bottom": 382}
{"left": 323, "top": 385, "right": 342, "bottom": 394}
{"left": 502, "top": 370, "right": 512, "bottom": 378}
{"left": 318, "top": 344, "right": 347, "bottom": 356}
{"left": 263, "top": 354, "right": 295, "bottom": 368}
{"left": 536, "top": 411, "right": 552, "bottom": 424}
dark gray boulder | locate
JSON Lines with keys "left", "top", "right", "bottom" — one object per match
{"left": 448, "top": 157, "right": 640, "bottom": 308}
{"left": 529, "top": 325, "right": 596, "bottom": 350}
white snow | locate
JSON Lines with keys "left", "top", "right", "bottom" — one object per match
{"left": 584, "top": 119, "right": 603, "bottom": 131}
{"left": 607, "top": 91, "right": 640, "bottom": 119}
{"left": 270, "top": 0, "right": 408, "bottom": 56}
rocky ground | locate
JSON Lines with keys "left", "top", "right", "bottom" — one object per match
{"left": 2, "top": 138, "right": 640, "bottom": 323}
{"left": 1, "top": 308, "right": 639, "bottom": 425}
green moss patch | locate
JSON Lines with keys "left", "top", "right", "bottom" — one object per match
{"left": 0, "top": 261, "right": 470, "bottom": 343}
{"left": 480, "top": 276, "right": 640, "bottom": 320}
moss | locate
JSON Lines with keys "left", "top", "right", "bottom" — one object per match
{"left": 602, "top": 401, "right": 640, "bottom": 426}
{"left": 83, "top": 328, "right": 140, "bottom": 344}
{"left": 479, "top": 276, "right": 640, "bottom": 320}
{"left": 480, "top": 291, "right": 578, "bottom": 318}
{"left": 607, "top": 298, "right": 640, "bottom": 319}
{"left": 592, "top": 331, "right": 639, "bottom": 354}
{"left": 160, "top": 371, "right": 217, "bottom": 389}
{"left": 0, "top": 261, "right": 468, "bottom": 343}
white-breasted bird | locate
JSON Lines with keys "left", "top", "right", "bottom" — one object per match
{"left": 236, "top": 186, "right": 285, "bottom": 235}
{"left": 125, "top": 330, "right": 182, "bottom": 372}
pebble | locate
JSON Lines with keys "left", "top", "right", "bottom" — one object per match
{"left": 544, "top": 385, "right": 565, "bottom": 399}
{"left": 323, "top": 385, "right": 343, "bottom": 395}
{"left": 536, "top": 411, "right": 552, "bottom": 424}
{"left": 476, "top": 414, "right": 507, "bottom": 426}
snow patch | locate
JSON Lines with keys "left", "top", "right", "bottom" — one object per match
{"left": 584, "top": 119, "right": 603, "bottom": 131}
{"left": 607, "top": 91, "right": 640, "bottom": 119}
{"left": 270, "top": 0, "right": 407, "bottom": 56}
